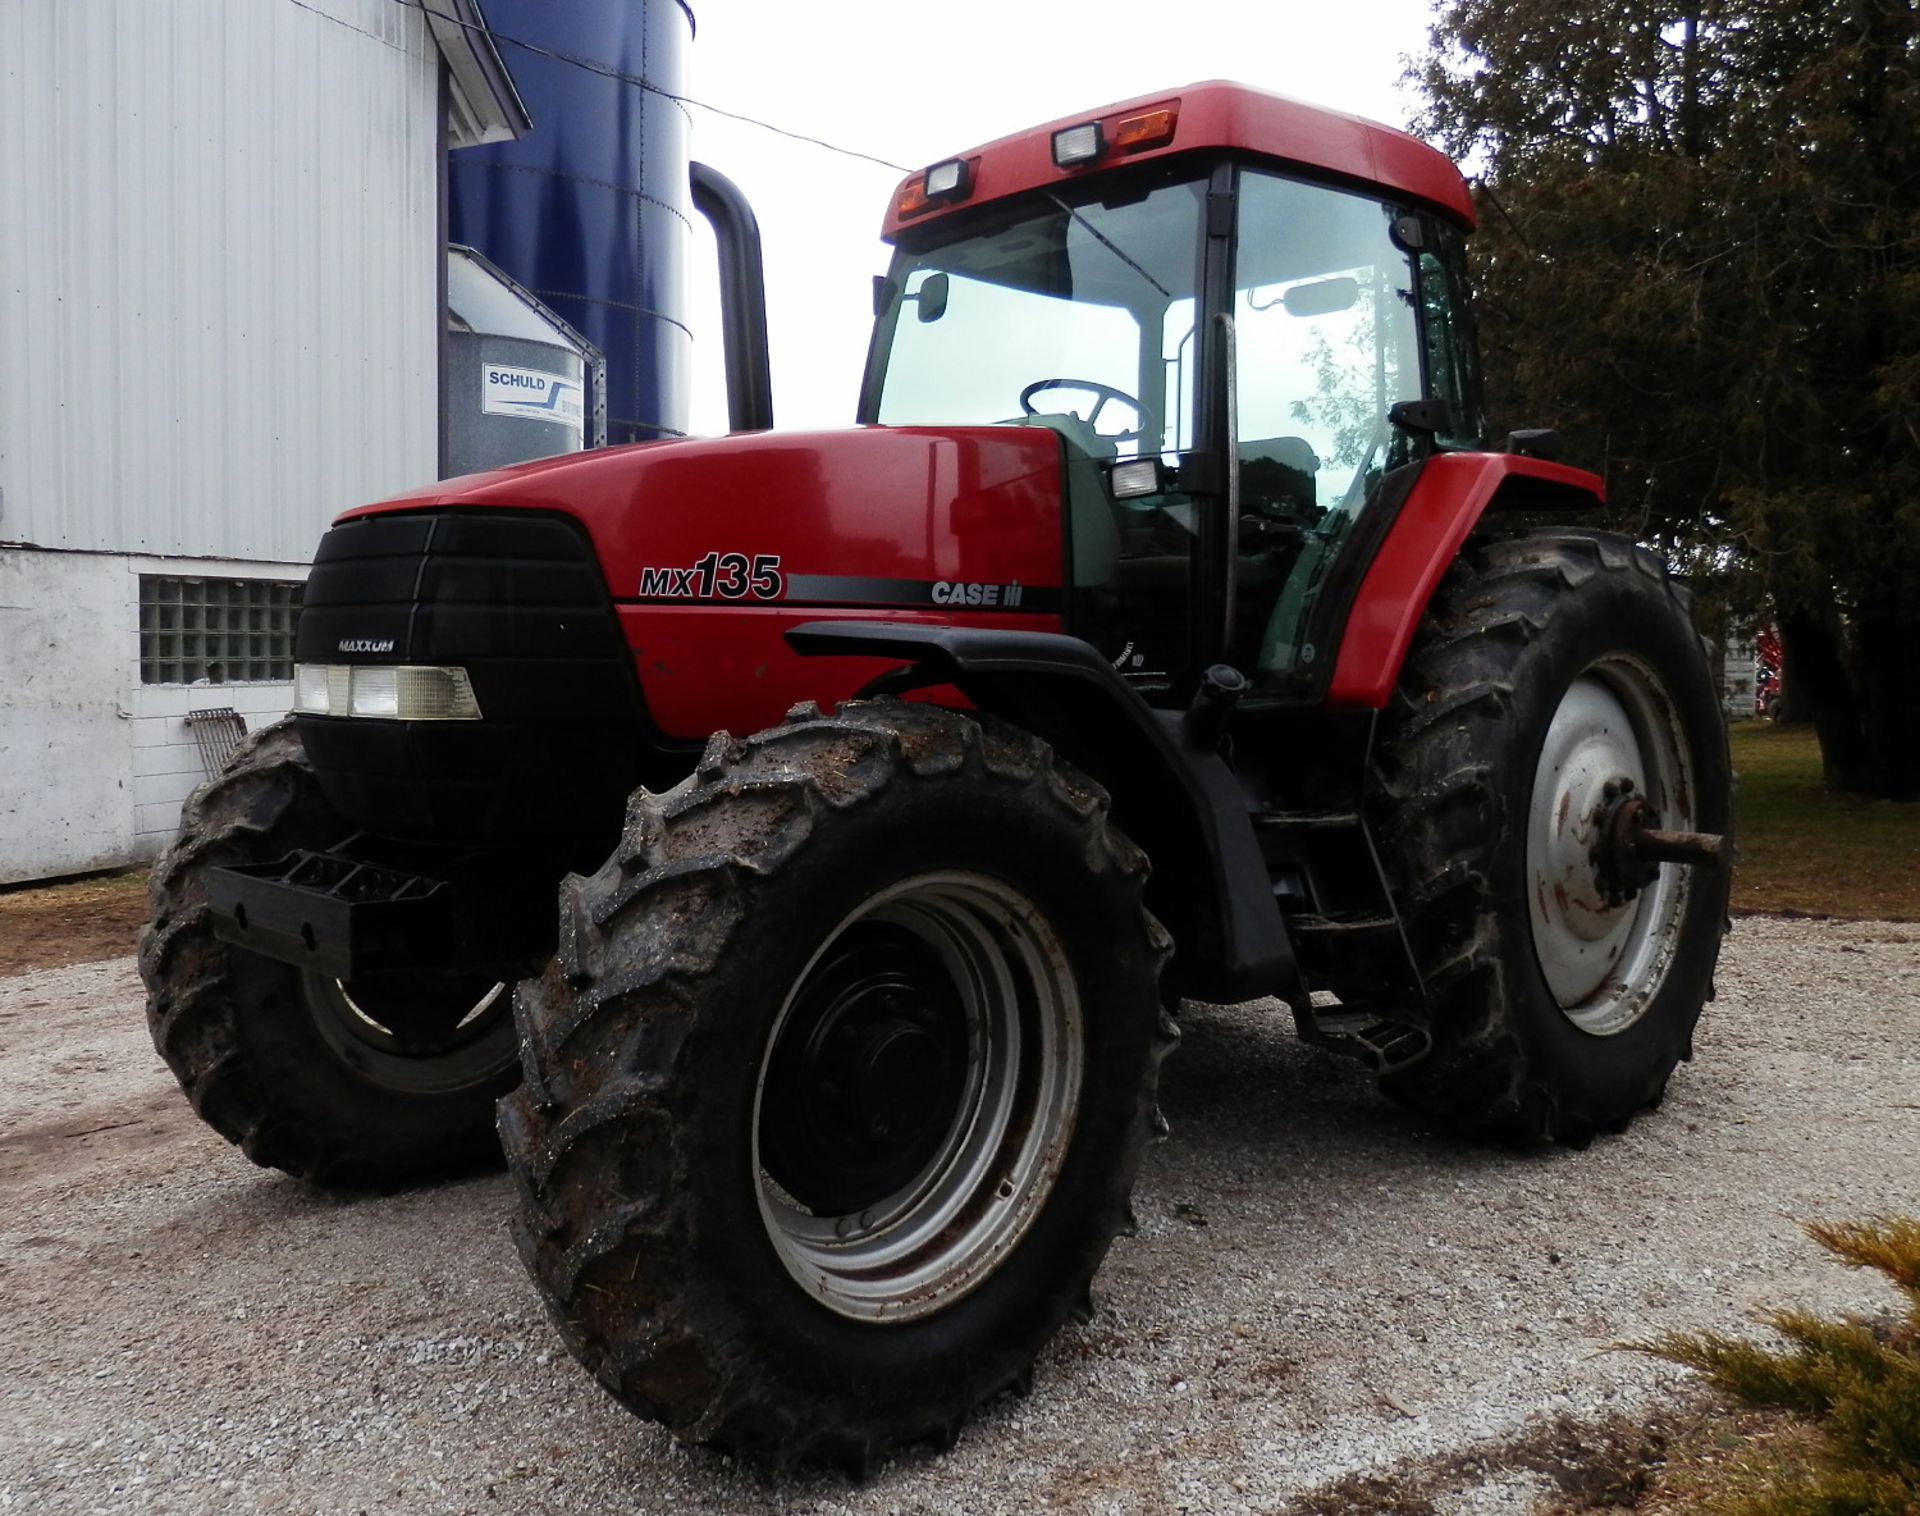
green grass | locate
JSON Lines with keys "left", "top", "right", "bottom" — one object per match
{"left": 1728, "top": 723, "right": 1920, "bottom": 921}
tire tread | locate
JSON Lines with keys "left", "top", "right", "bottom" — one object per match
{"left": 1372, "top": 531, "right": 1731, "bottom": 1145}
{"left": 500, "top": 699, "right": 1172, "bottom": 1463}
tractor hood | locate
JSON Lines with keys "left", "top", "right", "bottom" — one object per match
{"left": 340, "top": 425, "right": 1070, "bottom": 740}
{"left": 346, "top": 425, "right": 1066, "bottom": 613}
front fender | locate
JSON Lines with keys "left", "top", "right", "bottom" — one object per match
{"left": 784, "top": 622, "right": 1299, "bottom": 1006}
{"left": 1328, "top": 453, "right": 1605, "bottom": 708}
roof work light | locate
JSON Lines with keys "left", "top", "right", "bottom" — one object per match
{"left": 896, "top": 158, "right": 973, "bottom": 218}
{"left": 1051, "top": 122, "right": 1102, "bottom": 167}
{"left": 1052, "top": 108, "right": 1179, "bottom": 170}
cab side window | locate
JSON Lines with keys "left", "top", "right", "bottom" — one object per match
{"left": 1230, "top": 171, "right": 1422, "bottom": 679}
{"left": 1416, "top": 224, "right": 1488, "bottom": 451}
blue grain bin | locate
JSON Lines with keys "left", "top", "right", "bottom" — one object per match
{"left": 449, "top": 1, "right": 695, "bottom": 445}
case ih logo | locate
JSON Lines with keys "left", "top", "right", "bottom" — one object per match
{"left": 932, "top": 580, "right": 1026, "bottom": 607}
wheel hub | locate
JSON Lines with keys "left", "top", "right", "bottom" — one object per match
{"left": 760, "top": 924, "right": 969, "bottom": 1216}
{"left": 852, "top": 1018, "right": 950, "bottom": 1144}
{"left": 1592, "top": 782, "right": 1662, "bottom": 907}
{"left": 1526, "top": 662, "right": 1696, "bottom": 1033}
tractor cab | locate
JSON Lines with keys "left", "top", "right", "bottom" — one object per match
{"left": 861, "top": 84, "right": 1486, "bottom": 701}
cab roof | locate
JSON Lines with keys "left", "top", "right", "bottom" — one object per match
{"left": 881, "top": 80, "right": 1473, "bottom": 241}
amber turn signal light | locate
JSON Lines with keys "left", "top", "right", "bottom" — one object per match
{"left": 1113, "top": 108, "right": 1177, "bottom": 152}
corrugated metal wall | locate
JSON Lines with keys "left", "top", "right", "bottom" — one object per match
{"left": 0, "top": 0, "right": 442, "bottom": 564}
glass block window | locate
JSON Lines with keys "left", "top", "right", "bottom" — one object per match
{"left": 139, "top": 576, "right": 303, "bottom": 685}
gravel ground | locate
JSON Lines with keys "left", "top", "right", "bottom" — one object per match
{"left": 2, "top": 917, "right": 1916, "bottom": 1515}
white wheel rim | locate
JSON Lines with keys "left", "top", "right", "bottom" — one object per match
{"left": 752, "top": 872, "right": 1084, "bottom": 1323}
{"left": 1525, "top": 656, "right": 1696, "bottom": 1035}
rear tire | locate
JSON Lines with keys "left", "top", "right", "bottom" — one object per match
{"left": 1370, "top": 531, "right": 1732, "bottom": 1144}
{"left": 138, "top": 721, "right": 520, "bottom": 1186}
{"left": 499, "top": 700, "right": 1172, "bottom": 1465}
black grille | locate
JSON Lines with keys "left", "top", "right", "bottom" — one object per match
{"left": 294, "top": 509, "right": 649, "bottom": 850}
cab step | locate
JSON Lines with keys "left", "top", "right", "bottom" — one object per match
{"left": 1291, "top": 1001, "right": 1432, "bottom": 1075}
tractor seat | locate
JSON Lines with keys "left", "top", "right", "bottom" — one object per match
{"left": 1240, "top": 435, "right": 1322, "bottom": 523}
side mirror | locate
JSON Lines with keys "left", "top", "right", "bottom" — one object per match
{"left": 1507, "top": 428, "right": 1561, "bottom": 461}
{"left": 914, "top": 272, "right": 950, "bottom": 324}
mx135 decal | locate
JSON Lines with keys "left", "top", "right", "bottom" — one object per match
{"left": 638, "top": 552, "right": 784, "bottom": 602}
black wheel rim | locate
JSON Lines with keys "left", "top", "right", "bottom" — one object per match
{"left": 753, "top": 872, "right": 1085, "bottom": 1323}
{"left": 301, "top": 971, "right": 515, "bottom": 1094}
{"left": 760, "top": 921, "right": 972, "bottom": 1215}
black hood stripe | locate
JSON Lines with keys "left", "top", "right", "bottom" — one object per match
{"left": 626, "top": 573, "right": 1061, "bottom": 613}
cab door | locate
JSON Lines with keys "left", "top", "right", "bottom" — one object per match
{"left": 1224, "top": 169, "right": 1426, "bottom": 688}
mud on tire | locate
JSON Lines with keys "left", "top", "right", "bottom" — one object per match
{"left": 499, "top": 700, "right": 1174, "bottom": 1466}
{"left": 1370, "top": 531, "right": 1732, "bottom": 1145}
{"left": 137, "top": 721, "right": 520, "bottom": 1186}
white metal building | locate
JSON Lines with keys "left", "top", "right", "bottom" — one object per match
{"left": 0, "top": 0, "right": 524, "bottom": 884}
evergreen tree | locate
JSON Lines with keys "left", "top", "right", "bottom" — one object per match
{"left": 1413, "top": 0, "right": 1920, "bottom": 797}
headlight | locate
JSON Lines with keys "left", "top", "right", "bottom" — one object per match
{"left": 294, "top": 664, "right": 334, "bottom": 714}
{"left": 292, "top": 664, "right": 483, "bottom": 721}
{"left": 347, "top": 667, "right": 399, "bottom": 718}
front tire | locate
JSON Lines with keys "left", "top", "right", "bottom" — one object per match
{"left": 1370, "top": 532, "right": 1732, "bottom": 1143}
{"left": 137, "top": 721, "right": 521, "bottom": 1186}
{"left": 499, "top": 700, "right": 1172, "bottom": 1465}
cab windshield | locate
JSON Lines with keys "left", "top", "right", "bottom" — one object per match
{"left": 863, "top": 176, "right": 1207, "bottom": 459}
{"left": 861, "top": 168, "right": 1428, "bottom": 691}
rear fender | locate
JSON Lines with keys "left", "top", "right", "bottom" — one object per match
{"left": 1328, "top": 453, "right": 1605, "bottom": 708}
{"left": 785, "top": 623, "right": 1299, "bottom": 1006}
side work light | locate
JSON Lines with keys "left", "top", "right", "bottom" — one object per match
{"left": 1108, "top": 459, "right": 1167, "bottom": 500}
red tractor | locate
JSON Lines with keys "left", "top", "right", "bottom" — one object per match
{"left": 140, "top": 82, "right": 1730, "bottom": 1465}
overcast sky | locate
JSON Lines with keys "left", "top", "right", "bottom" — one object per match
{"left": 679, "top": 0, "right": 1442, "bottom": 436}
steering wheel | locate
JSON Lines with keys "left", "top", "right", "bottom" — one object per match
{"left": 1018, "top": 377, "right": 1145, "bottom": 442}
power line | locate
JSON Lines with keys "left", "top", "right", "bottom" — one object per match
{"left": 284, "top": 0, "right": 431, "bottom": 54}
{"left": 401, "top": 0, "right": 913, "bottom": 175}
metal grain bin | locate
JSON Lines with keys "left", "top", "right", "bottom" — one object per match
{"left": 445, "top": 245, "right": 604, "bottom": 476}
